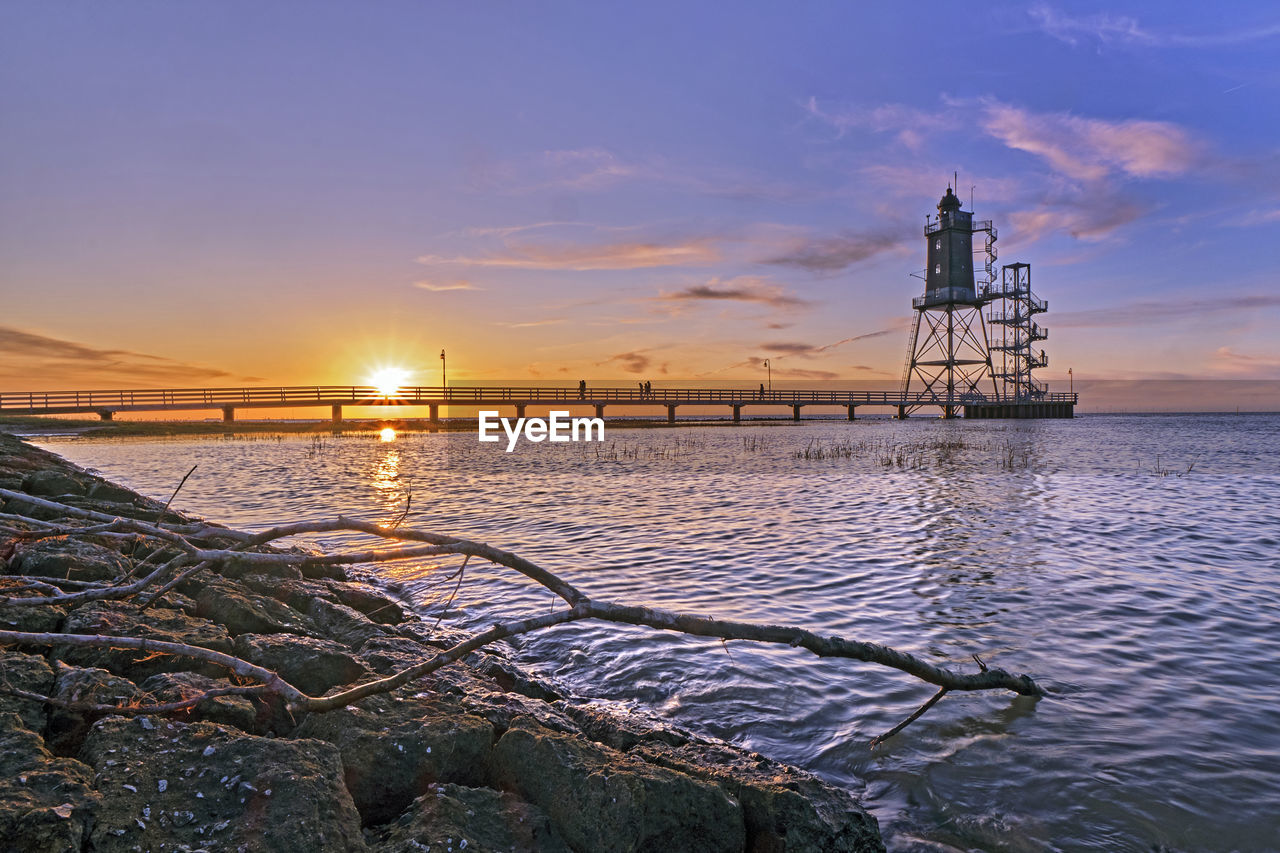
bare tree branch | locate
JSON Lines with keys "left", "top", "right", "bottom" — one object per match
{"left": 0, "top": 492, "right": 1044, "bottom": 743}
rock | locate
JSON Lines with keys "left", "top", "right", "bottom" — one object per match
{"left": 472, "top": 653, "right": 562, "bottom": 702}
{"left": 326, "top": 581, "right": 407, "bottom": 625}
{"left": 0, "top": 579, "right": 66, "bottom": 633}
{"left": 11, "top": 537, "right": 128, "bottom": 582}
{"left": 218, "top": 553, "right": 305, "bottom": 581}
{"left": 293, "top": 690, "right": 494, "bottom": 825}
{"left": 489, "top": 717, "right": 746, "bottom": 853}
{"left": 0, "top": 712, "right": 98, "bottom": 853}
{"left": 86, "top": 480, "right": 141, "bottom": 504}
{"left": 369, "top": 782, "right": 570, "bottom": 853}
{"left": 195, "top": 576, "right": 314, "bottom": 636}
{"left": 308, "top": 597, "right": 391, "bottom": 648}
{"left": 21, "top": 469, "right": 88, "bottom": 497}
{"left": 0, "top": 494, "right": 65, "bottom": 522}
{"left": 557, "top": 699, "right": 692, "bottom": 753}
{"left": 46, "top": 665, "right": 148, "bottom": 755}
{"left": 634, "top": 741, "right": 884, "bottom": 853}
{"left": 239, "top": 573, "right": 334, "bottom": 611}
{"left": 55, "top": 600, "right": 234, "bottom": 681}
{"left": 140, "top": 671, "right": 259, "bottom": 732}
{"left": 234, "top": 633, "right": 369, "bottom": 696}
{"left": 0, "top": 651, "right": 55, "bottom": 732}
{"left": 81, "top": 715, "right": 366, "bottom": 852}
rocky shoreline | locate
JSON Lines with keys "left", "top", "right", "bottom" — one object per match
{"left": 0, "top": 432, "right": 884, "bottom": 852}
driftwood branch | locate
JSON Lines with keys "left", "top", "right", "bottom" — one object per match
{"left": 0, "top": 490, "right": 1044, "bottom": 743}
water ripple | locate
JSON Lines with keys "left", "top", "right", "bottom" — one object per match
{"left": 38, "top": 414, "right": 1280, "bottom": 851}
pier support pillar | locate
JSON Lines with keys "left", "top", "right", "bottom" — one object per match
{"left": 221, "top": 406, "right": 234, "bottom": 424}
{"left": 98, "top": 410, "right": 114, "bottom": 422}
{"left": 515, "top": 404, "right": 526, "bottom": 420}
{"left": 429, "top": 404, "right": 439, "bottom": 421}
{"left": 896, "top": 405, "right": 907, "bottom": 419}
{"left": 595, "top": 404, "right": 605, "bottom": 419}
{"left": 331, "top": 405, "right": 342, "bottom": 424}
{"left": 732, "top": 405, "right": 741, "bottom": 422}
{"left": 847, "top": 405, "right": 857, "bottom": 421}
{"left": 667, "top": 405, "right": 677, "bottom": 424}
{"left": 792, "top": 405, "right": 801, "bottom": 421}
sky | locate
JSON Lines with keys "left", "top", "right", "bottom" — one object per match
{"left": 3, "top": 1, "right": 1280, "bottom": 394}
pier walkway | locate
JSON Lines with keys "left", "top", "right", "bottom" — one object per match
{"left": 1, "top": 385, "right": 1076, "bottom": 422}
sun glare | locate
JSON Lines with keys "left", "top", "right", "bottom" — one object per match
{"left": 370, "top": 367, "right": 410, "bottom": 397}
{"left": 379, "top": 427, "right": 397, "bottom": 442}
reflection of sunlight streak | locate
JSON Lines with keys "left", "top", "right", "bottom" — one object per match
{"left": 370, "top": 448, "right": 401, "bottom": 505}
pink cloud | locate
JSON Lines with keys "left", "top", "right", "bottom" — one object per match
{"left": 981, "top": 100, "right": 1202, "bottom": 180}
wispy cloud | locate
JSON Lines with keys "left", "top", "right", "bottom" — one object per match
{"left": 597, "top": 350, "right": 654, "bottom": 374}
{"left": 539, "top": 148, "right": 640, "bottom": 190}
{"left": 1053, "top": 294, "right": 1280, "bottom": 328}
{"left": 761, "top": 329, "right": 894, "bottom": 358}
{"left": 1211, "top": 347, "right": 1280, "bottom": 377}
{"left": 762, "top": 228, "right": 909, "bottom": 273}
{"left": 1029, "top": 5, "right": 1280, "bottom": 49}
{"left": 413, "top": 279, "right": 480, "bottom": 292}
{"left": 803, "top": 97, "right": 955, "bottom": 149}
{"left": 0, "top": 326, "right": 258, "bottom": 386}
{"left": 419, "top": 238, "right": 721, "bottom": 271}
{"left": 1008, "top": 192, "right": 1147, "bottom": 243}
{"left": 980, "top": 99, "right": 1203, "bottom": 181}
{"left": 656, "top": 276, "right": 808, "bottom": 308}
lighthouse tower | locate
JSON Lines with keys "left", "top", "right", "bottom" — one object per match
{"left": 900, "top": 186, "right": 998, "bottom": 417}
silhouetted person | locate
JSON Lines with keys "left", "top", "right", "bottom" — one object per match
{"left": 759, "top": 383, "right": 765, "bottom": 397}
{"left": 578, "top": 379, "right": 586, "bottom": 399}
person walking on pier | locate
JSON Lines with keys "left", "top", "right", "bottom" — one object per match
{"left": 578, "top": 379, "right": 586, "bottom": 399}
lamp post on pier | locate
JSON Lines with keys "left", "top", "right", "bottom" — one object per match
{"left": 440, "top": 349, "right": 447, "bottom": 390}
{"left": 764, "top": 359, "right": 771, "bottom": 392}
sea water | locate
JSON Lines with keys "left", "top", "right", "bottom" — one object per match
{"left": 36, "top": 413, "right": 1280, "bottom": 852}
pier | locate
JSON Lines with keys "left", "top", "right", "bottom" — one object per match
{"left": 0, "top": 385, "right": 1076, "bottom": 422}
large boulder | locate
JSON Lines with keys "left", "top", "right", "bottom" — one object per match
{"left": 0, "top": 651, "right": 55, "bottom": 732}
{"left": 369, "top": 782, "right": 570, "bottom": 853}
{"left": 140, "top": 671, "right": 259, "bottom": 732}
{"left": 635, "top": 741, "right": 884, "bottom": 853}
{"left": 11, "top": 538, "right": 128, "bottom": 582}
{"left": 308, "top": 597, "right": 392, "bottom": 648}
{"left": 234, "top": 633, "right": 369, "bottom": 696}
{"left": 194, "top": 576, "right": 314, "bottom": 636}
{"left": 21, "top": 470, "right": 88, "bottom": 498}
{"left": 55, "top": 600, "right": 234, "bottom": 681}
{"left": 0, "top": 712, "right": 99, "bottom": 853}
{"left": 326, "top": 580, "right": 407, "bottom": 625}
{"left": 80, "top": 715, "right": 366, "bottom": 852}
{"left": 489, "top": 717, "right": 746, "bottom": 853}
{"left": 46, "top": 664, "right": 147, "bottom": 755}
{"left": 293, "top": 690, "right": 495, "bottom": 825}
{"left": 0, "top": 578, "right": 66, "bottom": 633}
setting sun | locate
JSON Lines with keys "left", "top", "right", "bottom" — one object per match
{"left": 369, "top": 367, "right": 410, "bottom": 397}
{"left": 379, "top": 427, "right": 396, "bottom": 442}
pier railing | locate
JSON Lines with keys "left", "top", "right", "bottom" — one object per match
{"left": 0, "top": 384, "right": 1078, "bottom": 420}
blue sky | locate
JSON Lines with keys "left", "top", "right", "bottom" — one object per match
{"left": 2, "top": 2, "right": 1279, "bottom": 389}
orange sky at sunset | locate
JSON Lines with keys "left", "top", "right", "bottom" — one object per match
{"left": 4, "top": 5, "right": 1280, "bottom": 408}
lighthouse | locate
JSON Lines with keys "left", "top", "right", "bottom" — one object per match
{"left": 900, "top": 186, "right": 998, "bottom": 418}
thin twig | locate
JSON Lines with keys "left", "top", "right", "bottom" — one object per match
{"left": 432, "top": 554, "right": 469, "bottom": 631}
{"left": 870, "top": 686, "right": 949, "bottom": 747}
